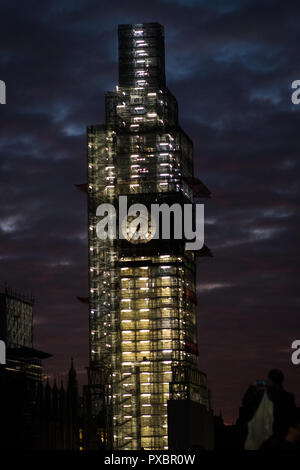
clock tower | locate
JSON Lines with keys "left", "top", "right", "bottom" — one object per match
{"left": 86, "top": 23, "right": 211, "bottom": 450}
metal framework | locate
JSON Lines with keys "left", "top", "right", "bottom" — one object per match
{"left": 0, "top": 286, "right": 51, "bottom": 382}
{"left": 0, "top": 285, "right": 34, "bottom": 349}
{"left": 87, "top": 23, "right": 211, "bottom": 450}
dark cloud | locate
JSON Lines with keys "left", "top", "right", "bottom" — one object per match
{"left": 0, "top": 0, "right": 300, "bottom": 422}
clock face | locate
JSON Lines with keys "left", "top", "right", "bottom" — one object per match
{"left": 121, "top": 213, "right": 156, "bottom": 244}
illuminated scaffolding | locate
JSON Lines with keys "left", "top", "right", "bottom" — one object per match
{"left": 87, "top": 23, "right": 211, "bottom": 450}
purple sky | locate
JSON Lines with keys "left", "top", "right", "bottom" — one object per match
{"left": 1, "top": 0, "right": 300, "bottom": 423}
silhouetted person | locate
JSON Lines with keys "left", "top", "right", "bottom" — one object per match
{"left": 260, "top": 407, "right": 300, "bottom": 451}
{"left": 241, "top": 369, "right": 295, "bottom": 449}
{"left": 266, "top": 369, "right": 295, "bottom": 438}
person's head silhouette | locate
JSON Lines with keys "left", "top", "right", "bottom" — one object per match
{"left": 267, "top": 369, "right": 284, "bottom": 388}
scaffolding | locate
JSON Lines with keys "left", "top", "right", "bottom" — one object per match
{"left": 0, "top": 286, "right": 51, "bottom": 383}
{"left": 86, "top": 23, "right": 211, "bottom": 450}
{"left": 0, "top": 285, "right": 34, "bottom": 349}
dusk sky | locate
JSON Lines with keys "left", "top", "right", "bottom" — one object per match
{"left": 1, "top": 0, "right": 300, "bottom": 423}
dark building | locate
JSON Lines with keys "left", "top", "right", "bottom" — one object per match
{"left": 168, "top": 367, "right": 214, "bottom": 450}
{"left": 86, "top": 23, "right": 212, "bottom": 449}
{"left": 35, "top": 360, "right": 81, "bottom": 450}
{"left": 0, "top": 285, "right": 51, "bottom": 448}
{"left": 0, "top": 285, "right": 50, "bottom": 381}
{"left": 214, "top": 414, "right": 240, "bottom": 450}
{"left": 0, "top": 286, "right": 81, "bottom": 450}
